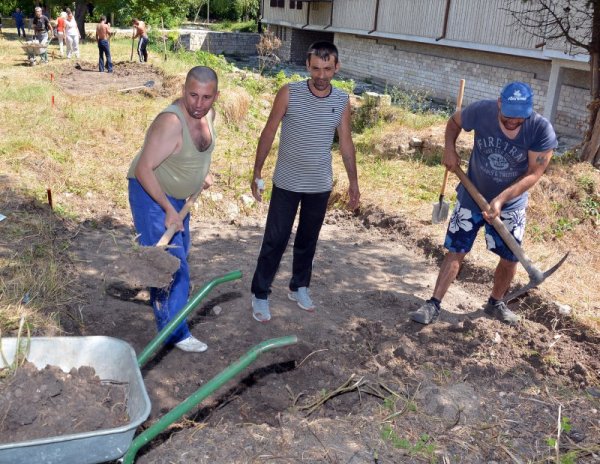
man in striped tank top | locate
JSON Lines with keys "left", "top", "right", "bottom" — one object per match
{"left": 250, "top": 41, "right": 360, "bottom": 322}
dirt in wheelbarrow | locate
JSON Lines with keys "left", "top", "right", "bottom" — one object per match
{"left": 0, "top": 361, "right": 129, "bottom": 444}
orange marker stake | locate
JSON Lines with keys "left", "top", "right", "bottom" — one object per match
{"left": 51, "top": 95, "right": 55, "bottom": 107}
{"left": 50, "top": 72, "right": 54, "bottom": 82}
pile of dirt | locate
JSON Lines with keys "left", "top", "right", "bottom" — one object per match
{"left": 56, "top": 61, "right": 172, "bottom": 97}
{"left": 0, "top": 361, "right": 129, "bottom": 444}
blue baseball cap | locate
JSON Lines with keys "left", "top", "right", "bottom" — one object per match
{"left": 500, "top": 81, "right": 533, "bottom": 118}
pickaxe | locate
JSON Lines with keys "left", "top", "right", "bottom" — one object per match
{"left": 453, "top": 166, "right": 569, "bottom": 302}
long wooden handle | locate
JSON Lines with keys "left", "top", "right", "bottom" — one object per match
{"left": 440, "top": 79, "right": 467, "bottom": 197}
{"left": 456, "top": 78, "right": 465, "bottom": 110}
{"left": 156, "top": 190, "right": 202, "bottom": 247}
{"left": 453, "top": 167, "right": 543, "bottom": 281}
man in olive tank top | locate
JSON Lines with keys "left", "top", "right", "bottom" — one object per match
{"left": 127, "top": 66, "right": 219, "bottom": 352}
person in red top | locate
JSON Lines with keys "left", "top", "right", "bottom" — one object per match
{"left": 56, "top": 11, "right": 66, "bottom": 56}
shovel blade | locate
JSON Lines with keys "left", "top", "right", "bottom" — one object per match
{"left": 432, "top": 200, "right": 450, "bottom": 224}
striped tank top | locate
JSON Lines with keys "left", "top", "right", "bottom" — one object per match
{"left": 273, "top": 80, "right": 349, "bottom": 193}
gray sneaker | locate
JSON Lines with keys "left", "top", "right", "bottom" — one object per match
{"left": 410, "top": 300, "right": 440, "bottom": 325}
{"left": 251, "top": 295, "right": 271, "bottom": 322}
{"left": 484, "top": 300, "right": 521, "bottom": 325}
{"left": 288, "top": 287, "right": 315, "bottom": 311}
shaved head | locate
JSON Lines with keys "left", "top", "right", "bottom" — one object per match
{"left": 186, "top": 66, "right": 218, "bottom": 89}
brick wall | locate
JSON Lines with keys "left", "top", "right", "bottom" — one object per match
{"left": 334, "top": 33, "right": 590, "bottom": 136}
{"left": 180, "top": 31, "right": 260, "bottom": 56}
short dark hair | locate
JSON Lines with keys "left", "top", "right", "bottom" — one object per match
{"left": 100, "top": 15, "right": 106, "bottom": 22}
{"left": 306, "top": 41, "right": 339, "bottom": 64}
{"left": 186, "top": 66, "right": 218, "bottom": 89}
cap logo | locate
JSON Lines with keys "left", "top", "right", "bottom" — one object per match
{"left": 508, "top": 90, "right": 526, "bottom": 101}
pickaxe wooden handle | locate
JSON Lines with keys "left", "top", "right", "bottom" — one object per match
{"left": 453, "top": 166, "right": 568, "bottom": 301}
{"left": 156, "top": 190, "right": 202, "bottom": 247}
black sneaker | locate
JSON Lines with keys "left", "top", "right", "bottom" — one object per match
{"left": 484, "top": 300, "right": 521, "bottom": 325}
{"left": 410, "top": 300, "right": 440, "bottom": 325}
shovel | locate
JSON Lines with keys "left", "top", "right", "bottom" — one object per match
{"left": 110, "top": 190, "right": 202, "bottom": 290}
{"left": 432, "top": 78, "right": 466, "bottom": 224}
{"left": 118, "top": 80, "right": 155, "bottom": 92}
{"left": 453, "top": 166, "right": 569, "bottom": 301}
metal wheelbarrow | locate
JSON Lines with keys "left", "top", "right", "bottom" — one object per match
{"left": 21, "top": 39, "right": 51, "bottom": 65}
{"left": 0, "top": 270, "right": 297, "bottom": 464}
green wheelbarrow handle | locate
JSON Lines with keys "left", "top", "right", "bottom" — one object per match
{"left": 136, "top": 270, "right": 242, "bottom": 368}
{"left": 121, "top": 335, "right": 298, "bottom": 464}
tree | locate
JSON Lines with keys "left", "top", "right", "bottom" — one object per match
{"left": 507, "top": 0, "right": 600, "bottom": 167}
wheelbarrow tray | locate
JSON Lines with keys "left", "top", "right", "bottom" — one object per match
{"left": 0, "top": 336, "right": 151, "bottom": 464}
{"left": 22, "top": 43, "right": 48, "bottom": 55}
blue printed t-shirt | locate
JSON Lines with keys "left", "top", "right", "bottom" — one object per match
{"left": 458, "top": 100, "right": 557, "bottom": 213}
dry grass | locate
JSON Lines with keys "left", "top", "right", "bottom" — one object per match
{"left": 0, "top": 30, "right": 598, "bottom": 336}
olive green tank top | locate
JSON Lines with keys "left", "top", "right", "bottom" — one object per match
{"left": 127, "top": 104, "right": 215, "bottom": 199}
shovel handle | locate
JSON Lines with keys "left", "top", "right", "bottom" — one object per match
{"left": 439, "top": 168, "right": 450, "bottom": 198}
{"left": 439, "top": 80, "right": 466, "bottom": 199}
{"left": 456, "top": 79, "right": 465, "bottom": 110}
{"left": 453, "top": 167, "right": 543, "bottom": 282}
{"left": 155, "top": 190, "right": 202, "bottom": 247}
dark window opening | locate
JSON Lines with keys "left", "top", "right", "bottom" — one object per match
{"left": 289, "top": 1, "right": 303, "bottom": 8}
{"left": 270, "top": 0, "right": 285, "bottom": 7}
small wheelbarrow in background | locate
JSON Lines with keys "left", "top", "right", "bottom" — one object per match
{"left": 21, "top": 38, "right": 52, "bottom": 65}
{"left": 0, "top": 270, "right": 298, "bottom": 464}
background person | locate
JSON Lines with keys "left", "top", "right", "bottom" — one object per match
{"left": 31, "top": 7, "right": 52, "bottom": 63}
{"left": 13, "top": 8, "right": 26, "bottom": 38}
{"left": 127, "top": 66, "right": 219, "bottom": 353}
{"left": 132, "top": 18, "right": 148, "bottom": 62}
{"left": 64, "top": 9, "right": 80, "bottom": 59}
{"left": 96, "top": 15, "right": 113, "bottom": 72}
{"left": 249, "top": 41, "right": 360, "bottom": 323}
{"left": 410, "top": 81, "right": 557, "bottom": 326}
{"left": 56, "top": 11, "right": 66, "bottom": 57}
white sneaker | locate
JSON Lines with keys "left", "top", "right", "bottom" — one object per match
{"left": 175, "top": 335, "right": 208, "bottom": 353}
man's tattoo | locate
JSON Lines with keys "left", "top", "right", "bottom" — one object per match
{"left": 536, "top": 153, "right": 548, "bottom": 164}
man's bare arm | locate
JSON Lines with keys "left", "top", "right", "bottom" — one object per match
{"left": 134, "top": 113, "right": 183, "bottom": 229}
{"left": 251, "top": 85, "right": 289, "bottom": 201}
{"left": 484, "top": 149, "right": 553, "bottom": 222}
{"left": 443, "top": 111, "right": 463, "bottom": 171}
{"left": 337, "top": 102, "right": 360, "bottom": 210}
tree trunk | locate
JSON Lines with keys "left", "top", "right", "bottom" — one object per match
{"left": 75, "top": 1, "right": 87, "bottom": 41}
{"left": 581, "top": 98, "right": 600, "bottom": 167}
{"left": 581, "top": 4, "right": 600, "bottom": 167}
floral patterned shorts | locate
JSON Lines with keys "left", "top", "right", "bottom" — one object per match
{"left": 444, "top": 200, "right": 526, "bottom": 262}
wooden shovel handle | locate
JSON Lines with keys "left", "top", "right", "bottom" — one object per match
{"left": 456, "top": 79, "right": 465, "bottom": 110}
{"left": 156, "top": 190, "right": 202, "bottom": 247}
{"left": 453, "top": 167, "right": 543, "bottom": 281}
{"left": 440, "top": 79, "right": 466, "bottom": 197}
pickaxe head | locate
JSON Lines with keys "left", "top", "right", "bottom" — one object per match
{"left": 503, "top": 251, "right": 570, "bottom": 302}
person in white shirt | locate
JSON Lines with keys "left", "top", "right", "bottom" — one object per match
{"left": 64, "top": 9, "right": 80, "bottom": 59}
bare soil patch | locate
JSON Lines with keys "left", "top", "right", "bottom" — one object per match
{"left": 1, "top": 54, "right": 598, "bottom": 462}
{"left": 56, "top": 61, "right": 177, "bottom": 97}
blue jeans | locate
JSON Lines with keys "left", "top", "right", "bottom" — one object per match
{"left": 98, "top": 39, "right": 113, "bottom": 72}
{"left": 251, "top": 185, "right": 330, "bottom": 299}
{"left": 16, "top": 24, "right": 25, "bottom": 37}
{"left": 138, "top": 36, "right": 148, "bottom": 62}
{"left": 128, "top": 178, "right": 191, "bottom": 345}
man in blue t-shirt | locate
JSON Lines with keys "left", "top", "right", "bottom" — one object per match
{"left": 411, "top": 81, "right": 557, "bottom": 326}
